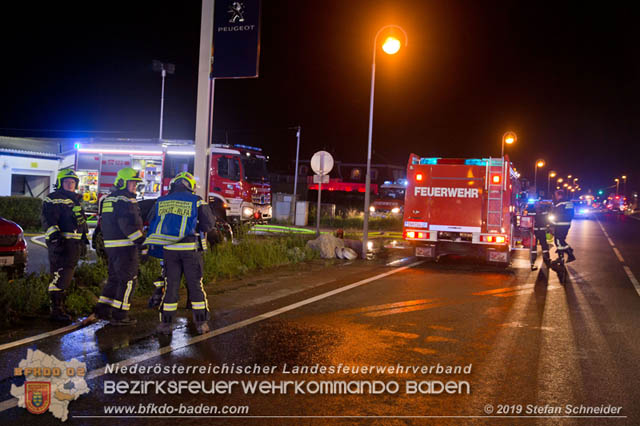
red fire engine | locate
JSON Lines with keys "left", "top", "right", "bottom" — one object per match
{"left": 74, "top": 141, "right": 271, "bottom": 222}
{"left": 403, "top": 155, "right": 523, "bottom": 265}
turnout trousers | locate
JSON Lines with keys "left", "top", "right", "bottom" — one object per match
{"left": 553, "top": 225, "right": 571, "bottom": 255}
{"left": 531, "top": 230, "right": 551, "bottom": 265}
{"left": 159, "top": 249, "right": 209, "bottom": 324}
{"left": 96, "top": 245, "right": 139, "bottom": 320}
{"left": 47, "top": 239, "right": 81, "bottom": 294}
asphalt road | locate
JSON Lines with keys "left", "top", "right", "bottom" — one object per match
{"left": 2, "top": 213, "right": 639, "bottom": 425}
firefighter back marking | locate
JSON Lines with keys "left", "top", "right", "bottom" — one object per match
{"left": 414, "top": 187, "right": 480, "bottom": 198}
{"left": 158, "top": 200, "right": 193, "bottom": 217}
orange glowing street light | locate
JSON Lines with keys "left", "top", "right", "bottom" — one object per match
{"left": 501, "top": 131, "right": 517, "bottom": 158}
{"left": 547, "top": 171, "right": 557, "bottom": 197}
{"left": 533, "top": 159, "right": 545, "bottom": 196}
{"left": 557, "top": 178, "right": 563, "bottom": 184}
{"left": 363, "top": 24, "right": 408, "bottom": 259}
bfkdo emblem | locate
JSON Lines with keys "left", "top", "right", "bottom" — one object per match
{"left": 25, "top": 382, "right": 51, "bottom": 415}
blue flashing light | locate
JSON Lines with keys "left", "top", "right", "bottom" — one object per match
{"left": 418, "top": 157, "right": 439, "bottom": 165}
{"left": 233, "top": 144, "right": 262, "bottom": 152}
{"left": 384, "top": 181, "right": 392, "bottom": 185}
{"left": 527, "top": 198, "right": 537, "bottom": 204}
{"left": 464, "top": 159, "right": 487, "bottom": 166}
{"left": 74, "top": 143, "right": 81, "bottom": 150}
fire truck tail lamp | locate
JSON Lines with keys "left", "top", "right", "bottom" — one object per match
{"left": 491, "top": 174, "right": 501, "bottom": 184}
{"left": 481, "top": 234, "right": 507, "bottom": 244}
{"left": 405, "top": 231, "right": 429, "bottom": 240}
{"left": 416, "top": 173, "right": 424, "bottom": 182}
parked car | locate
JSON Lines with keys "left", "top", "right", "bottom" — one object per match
{"left": 572, "top": 200, "right": 593, "bottom": 219}
{"left": 0, "top": 216, "right": 27, "bottom": 277}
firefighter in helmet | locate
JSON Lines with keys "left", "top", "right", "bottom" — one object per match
{"left": 526, "top": 199, "right": 552, "bottom": 270}
{"left": 41, "top": 168, "right": 89, "bottom": 323}
{"left": 144, "top": 172, "right": 215, "bottom": 335}
{"left": 549, "top": 190, "right": 576, "bottom": 263}
{"left": 94, "top": 167, "right": 144, "bottom": 325}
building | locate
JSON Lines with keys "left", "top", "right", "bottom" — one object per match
{"left": 0, "top": 137, "right": 74, "bottom": 198}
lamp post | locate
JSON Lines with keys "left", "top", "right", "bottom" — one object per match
{"left": 615, "top": 178, "right": 620, "bottom": 196}
{"left": 152, "top": 60, "right": 175, "bottom": 140}
{"left": 362, "top": 24, "right": 408, "bottom": 259}
{"left": 547, "top": 171, "right": 556, "bottom": 198}
{"left": 622, "top": 175, "right": 627, "bottom": 196}
{"left": 533, "top": 159, "right": 545, "bottom": 197}
{"left": 502, "top": 131, "right": 517, "bottom": 158}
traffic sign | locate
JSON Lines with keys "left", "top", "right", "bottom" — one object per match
{"left": 311, "top": 151, "right": 334, "bottom": 176}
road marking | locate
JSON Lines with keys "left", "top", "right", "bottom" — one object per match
{"left": 473, "top": 284, "right": 533, "bottom": 296}
{"left": 597, "top": 219, "right": 640, "bottom": 297}
{"left": 0, "top": 260, "right": 423, "bottom": 413}
{"left": 0, "top": 319, "right": 96, "bottom": 352}
{"left": 612, "top": 247, "right": 625, "bottom": 263}
{"left": 365, "top": 302, "right": 444, "bottom": 317}
{"left": 340, "top": 298, "right": 437, "bottom": 315}
{"left": 623, "top": 266, "right": 640, "bottom": 294}
{"left": 30, "top": 235, "right": 46, "bottom": 248}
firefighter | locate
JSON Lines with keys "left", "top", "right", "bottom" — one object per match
{"left": 94, "top": 167, "right": 144, "bottom": 325}
{"left": 527, "top": 200, "right": 552, "bottom": 270}
{"left": 550, "top": 190, "right": 576, "bottom": 263}
{"left": 144, "top": 172, "right": 215, "bottom": 335}
{"left": 41, "top": 168, "right": 89, "bottom": 323}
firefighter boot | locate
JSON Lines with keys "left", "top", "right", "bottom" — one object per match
{"left": 50, "top": 293, "right": 73, "bottom": 324}
{"left": 110, "top": 310, "right": 137, "bottom": 326}
{"left": 193, "top": 310, "right": 210, "bottom": 335}
{"left": 543, "top": 254, "right": 551, "bottom": 268}
{"left": 157, "top": 313, "right": 173, "bottom": 336}
{"left": 148, "top": 285, "right": 164, "bottom": 308}
{"left": 566, "top": 247, "right": 576, "bottom": 263}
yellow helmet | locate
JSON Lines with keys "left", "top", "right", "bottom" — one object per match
{"left": 56, "top": 168, "right": 79, "bottom": 189}
{"left": 170, "top": 172, "right": 196, "bottom": 192}
{"left": 114, "top": 167, "right": 142, "bottom": 189}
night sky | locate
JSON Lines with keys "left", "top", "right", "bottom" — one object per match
{"left": 1, "top": 1, "right": 639, "bottom": 194}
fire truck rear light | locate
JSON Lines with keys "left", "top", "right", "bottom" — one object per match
{"left": 416, "top": 173, "right": 423, "bottom": 182}
{"left": 417, "top": 232, "right": 425, "bottom": 239}
{"left": 491, "top": 174, "right": 501, "bottom": 184}
{"left": 496, "top": 236, "right": 505, "bottom": 243}
{"left": 406, "top": 231, "right": 416, "bottom": 239}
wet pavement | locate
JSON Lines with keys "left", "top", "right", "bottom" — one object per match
{"left": 2, "top": 213, "right": 639, "bottom": 425}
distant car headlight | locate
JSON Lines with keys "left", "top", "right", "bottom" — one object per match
{"left": 391, "top": 207, "right": 401, "bottom": 214}
{"left": 579, "top": 208, "right": 589, "bottom": 214}
{"left": 242, "top": 207, "right": 254, "bottom": 217}
{"left": 369, "top": 206, "right": 376, "bottom": 212}
{"left": 548, "top": 214, "right": 556, "bottom": 222}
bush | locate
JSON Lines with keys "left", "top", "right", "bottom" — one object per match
{"left": 0, "top": 196, "right": 43, "bottom": 232}
{"left": 0, "top": 272, "right": 50, "bottom": 326}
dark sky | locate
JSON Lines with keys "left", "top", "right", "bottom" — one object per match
{"left": 1, "top": 1, "right": 639, "bottom": 194}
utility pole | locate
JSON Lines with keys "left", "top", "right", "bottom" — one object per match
{"left": 152, "top": 60, "right": 175, "bottom": 140}
{"left": 292, "top": 125, "right": 301, "bottom": 223}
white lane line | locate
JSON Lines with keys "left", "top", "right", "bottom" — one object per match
{"left": 597, "top": 219, "right": 640, "bottom": 297}
{"left": 623, "top": 266, "right": 640, "bottom": 295}
{"left": 606, "top": 237, "right": 615, "bottom": 247}
{"left": 0, "top": 260, "right": 424, "bottom": 413}
{"left": 30, "top": 235, "right": 46, "bottom": 248}
{"left": 612, "top": 247, "right": 625, "bottom": 263}
{"left": 0, "top": 322, "right": 88, "bottom": 352}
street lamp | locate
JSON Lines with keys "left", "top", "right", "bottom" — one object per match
{"left": 622, "top": 175, "right": 627, "bottom": 195}
{"left": 533, "top": 159, "right": 545, "bottom": 197}
{"left": 547, "top": 171, "right": 556, "bottom": 198}
{"left": 362, "top": 25, "right": 408, "bottom": 259}
{"left": 152, "top": 60, "right": 175, "bottom": 140}
{"left": 502, "top": 131, "right": 517, "bottom": 158}
{"left": 615, "top": 178, "right": 620, "bottom": 196}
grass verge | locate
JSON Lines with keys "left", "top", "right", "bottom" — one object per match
{"left": 0, "top": 233, "right": 317, "bottom": 326}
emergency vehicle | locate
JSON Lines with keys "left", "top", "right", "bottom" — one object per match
{"left": 403, "top": 155, "right": 523, "bottom": 265}
{"left": 370, "top": 182, "right": 406, "bottom": 216}
{"left": 73, "top": 141, "right": 271, "bottom": 222}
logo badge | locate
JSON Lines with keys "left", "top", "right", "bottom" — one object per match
{"left": 25, "top": 382, "right": 51, "bottom": 415}
{"left": 228, "top": 1, "right": 245, "bottom": 23}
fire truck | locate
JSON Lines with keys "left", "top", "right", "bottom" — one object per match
{"left": 370, "top": 181, "right": 406, "bottom": 217}
{"left": 403, "top": 155, "right": 523, "bottom": 265}
{"left": 73, "top": 141, "right": 272, "bottom": 222}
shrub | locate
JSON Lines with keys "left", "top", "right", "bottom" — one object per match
{"left": 0, "top": 272, "right": 50, "bottom": 326}
{"left": 0, "top": 196, "right": 43, "bottom": 232}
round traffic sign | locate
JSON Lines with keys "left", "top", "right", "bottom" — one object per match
{"left": 310, "top": 151, "right": 334, "bottom": 176}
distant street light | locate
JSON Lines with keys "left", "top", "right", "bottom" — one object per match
{"left": 622, "top": 175, "right": 627, "bottom": 195}
{"left": 547, "top": 171, "right": 556, "bottom": 198}
{"left": 567, "top": 174, "right": 573, "bottom": 179}
{"left": 533, "top": 159, "right": 545, "bottom": 196}
{"left": 615, "top": 178, "right": 620, "bottom": 196}
{"left": 362, "top": 24, "right": 408, "bottom": 259}
{"left": 152, "top": 60, "right": 175, "bottom": 140}
{"left": 502, "top": 131, "right": 517, "bottom": 158}
{"left": 557, "top": 178, "right": 563, "bottom": 184}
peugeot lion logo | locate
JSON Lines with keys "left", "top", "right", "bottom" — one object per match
{"left": 228, "top": 2, "right": 245, "bottom": 23}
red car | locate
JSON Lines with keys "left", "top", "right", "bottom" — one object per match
{"left": 0, "top": 216, "right": 27, "bottom": 277}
